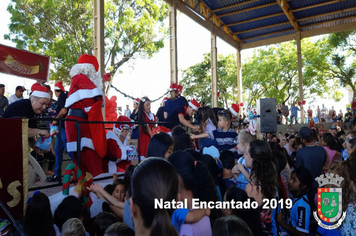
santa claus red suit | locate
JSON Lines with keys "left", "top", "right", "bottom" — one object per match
{"left": 65, "top": 54, "right": 107, "bottom": 177}
{"left": 103, "top": 116, "right": 133, "bottom": 173}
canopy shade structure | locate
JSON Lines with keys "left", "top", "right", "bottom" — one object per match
{"left": 165, "top": 0, "right": 356, "bottom": 50}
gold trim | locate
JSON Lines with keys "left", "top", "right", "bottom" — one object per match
{"left": 22, "top": 119, "right": 28, "bottom": 216}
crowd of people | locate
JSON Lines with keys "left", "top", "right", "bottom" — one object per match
{"left": 1, "top": 54, "right": 355, "bottom": 236}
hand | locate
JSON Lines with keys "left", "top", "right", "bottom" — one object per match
{"left": 236, "top": 163, "right": 245, "bottom": 172}
{"left": 192, "top": 125, "right": 201, "bottom": 133}
{"left": 86, "top": 183, "right": 103, "bottom": 193}
{"left": 39, "top": 130, "right": 49, "bottom": 137}
{"left": 35, "top": 148, "right": 44, "bottom": 156}
{"left": 232, "top": 165, "right": 241, "bottom": 179}
{"left": 276, "top": 213, "right": 286, "bottom": 227}
{"left": 190, "top": 134, "right": 197, "bottom": 139}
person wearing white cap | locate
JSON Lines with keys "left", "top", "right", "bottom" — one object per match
{"left": 163, "top": 98, "right": 201, "bottom": 131}
{"left": 8, "top": 85, "right": 26, "bottom": 105}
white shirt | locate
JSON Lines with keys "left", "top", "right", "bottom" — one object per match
{"left": 8, "top": 94, "right": 23, "bottom": 104}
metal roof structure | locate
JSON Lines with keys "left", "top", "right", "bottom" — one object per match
{"left": 165, "top": 0, "right": 356, "bottom": 50}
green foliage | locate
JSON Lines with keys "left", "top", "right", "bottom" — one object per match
{"left": 180, "top": 54, "right": 238, "bottom": 108}
{"left": 5, "top": 0, "right": 168, "bottom": 84}
{"left": 242, "top": 38, "right": 334, "bottom": 106}
{"left": 328, "top": 31, "right": 356, "bottom": 99}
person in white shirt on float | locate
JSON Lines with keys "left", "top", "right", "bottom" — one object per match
{"left": 8, "top": 85, "right": 26, "bottom": 104}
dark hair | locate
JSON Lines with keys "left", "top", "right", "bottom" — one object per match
{"left": 171, "top": 126, "right": 193, "bottom": 151}
{"left": 104, "top": 222, "right": 135, "bottom": 236}
{"left": 104, "top": 184, "right": 114, "bottom": 195}
{"left": 123, "top": 165, "right": 135, "bottom": 198}
{"left": 131, "top": 157, "right": 178, "bottom": 236}
{"left": 201, "top": 106, "right": 218, "bottom": 128}
{"left": 224, "top": 187, "right": 262, "bottom": 236}
{"left": 249, "top": 140, "right": 278, "bottom": 199}
{"left": 112, "top": 179, "right": 125, "bottom": 191}
{"left": 217, "top": 109, "right": 232, "bottom": 123}
{"left": 146, "top": 132, "right": 174, "bottom": 158}
{"left": 138, "top": 96, "right": 151, "bottom": 134}
{"left": 24, "top": 192, "right": 56, "bottom": 236}
{"left": 168, "top": 151, "right": 223, "bottom": 226}
{"left": 220, "top": 150, "right": 235, "bottom": 170}
{"left": 54, "top": 196, "right": 83, "bottom": 231}
{"left": 212, "top": 216, "right": 253, "bottom": 236}
{"left": 323, "top": 133, "right": 338, "bottom": 151}
{"left": 94, "top": 212, "right": 117, "bottom": 236}
{"left": 291, "top": 166, "right": 314, "bottom": 207}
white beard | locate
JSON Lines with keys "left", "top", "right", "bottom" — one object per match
{"left": 70, "top": 63, "right": 103, "bottom": 90}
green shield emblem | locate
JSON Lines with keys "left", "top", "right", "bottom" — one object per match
{"left": 317, "top": 188, "right": 342, "bottom": 223}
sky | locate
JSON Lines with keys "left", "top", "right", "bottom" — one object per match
{"left": 0, "top": 0, "right": 352, "bottom": 116}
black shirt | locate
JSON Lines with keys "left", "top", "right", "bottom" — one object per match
{"left": 164, "top": 106, "right": 187, "bottom": 129}
{"left": 156, "top": 106, "right": 165, "bottom": 123}
{"left": 56, "top": 91, "right": 68, "bottom": 129}
{"left": 3, "top": 99, "right": 38, "bottom": 128}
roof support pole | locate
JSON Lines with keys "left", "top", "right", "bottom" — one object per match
{"left": 296, "top": 31, "right": 304, "bottom": 124}
{"left": 211, "top": 28, "right": 218, "bottom": 107}
{"left": 94, "top": 0, "right": 105, "bottom": 117}
{"left": 237, "top": 46, "right": 242, "bottom": 115}
{"left": 169, "top": 1, "right": 178, "bottom": 84}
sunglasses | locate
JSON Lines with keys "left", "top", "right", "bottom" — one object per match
{"left": 218, "top": 110, "right": 228, "bottom": 120}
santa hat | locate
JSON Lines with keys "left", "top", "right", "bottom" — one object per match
{"left": 189, "top": 99, "right": 200, "bottom": 111}
{"left": 229, "top": 103, "right": 240, "bottom": 116}
{"left": 169, "top": 83, "right": 178, "bottom": 91}
{"left": 31, "top": 83, "right": 50, "bottom": 99}
{"left": 163, "top": 97, "right": 168, "bottom": 103}
{"left": 134, "top": 98, "right": 140, "bottom": 104}
{"left": 78, "top": 54, "right": 99, "bottom": 72}
{"left": 152, "top": 126, "right": 171, "bottom": 136}
{"left": 54, "top": 81, "right": 65, "bottom": 92}
{"left": 113, "top": 116, "right": 134, "bottom": 133}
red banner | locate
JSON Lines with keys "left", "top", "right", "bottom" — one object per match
{"left": 0, "top": 44, "right": 50, "bottom": 82}
{"left": 0, "top": 119, "right": 28, "bottom": 221}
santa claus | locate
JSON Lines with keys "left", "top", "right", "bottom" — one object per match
{"left": 103, "top": 116, "right": 134, "bottom": 173}
{"left": 65, "top": 54, "right": 107, "bottom": 177}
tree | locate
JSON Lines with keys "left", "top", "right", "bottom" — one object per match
{"left": 242, "top": 37, "right": 334, "bottom": 107}
{"left": 328, "top": 31, "right": 356, "bottom": 99}
{"left": 180, "top": 53, "right": 238, "bottom": 108}
{"left": 5, "top": 0, "right": 168, "bottom": 84}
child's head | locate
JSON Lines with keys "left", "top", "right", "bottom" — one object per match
{"left": 219, "top": 150, "right": 235, "bottom": 171}
{"left": 217, "top": 109, "right": 232, "bottom": 129}
{"left": 61, "top": 218, "right": 86, "bottom": 236}
{"left": 289, "top": 166, "right": 313, "bottom": 197}
{"left": 104, "top": 222, "right": 135, "bottom": 236}
{"left": 130, "top": 157, "right": 178, "bottom": 236}
{"left": 54, "top": 196, "right": 83, "bottom": 232}
{"left": 24, "top": 191, "right": 55, "bottom": 236}
{"left": 146, "top": 132, "right": 174, "bottom": 159}
{"left": 94, "top": 212, "right": 117, "bottom": 236}
{"left": 237, "top": 129, "right": 258, "bottom": 154}
{"left": 123, "top": 165, "right": 136, "bottom": 199}
{"left": 112, "top": 179, "right": 125, "bottom": 202}
{"left": 171, "top": 126, "right": 193, "bottom": 151}
{"left": 212, "top": 216, "right": 253, "bottom": 236}
{"left": 201, "top": 106, "right": 218, "bottom": 127}
{"left": 322, "top": 133, "right": 338, "bottom": 150}
{"left": 139, "top": 96, "right": 151, "bottom": 113}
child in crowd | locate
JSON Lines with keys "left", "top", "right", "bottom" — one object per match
{"left": 212, "top": 216, "right": 253, "bottom": 236}
{"left": 277, "top": 166, "right": 313, "bottom": 235}
{"left": 137, "top": 96, "right": 156, "bottom": 158}
{"left": 93, "top": 212, "right": 117, "bottom": 236}
{"left": 220, "top": 150, "right": 237, "bottom": 187}
{"left": 24, "top": 191, "right": 58, "bottom": 236}
{"left": 232, "top": 129, "right": 258, "bottom": 190}
{"left": 103, "top": 222, "right": 135, "bottom": 236}
{"left": 198, "top": 106, "right": 217, "bottom": 149}
{"left": 146, "top": 132, "right": 174, "bottom": 159}
{"left": 191, "top": 109, "right": 237, "bottom": 152}
{"left": 131, "top": 157, "right": 178, "bottom": 236}
{"left": 61, "top": 218, "right": 86, "bottom": 236}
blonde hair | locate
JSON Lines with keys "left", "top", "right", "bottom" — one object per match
{"left": 61, "top": 218, "right": 86, "bottom": 236}
{"left": 238, "top": 129, "right": 261, "bottom": 145}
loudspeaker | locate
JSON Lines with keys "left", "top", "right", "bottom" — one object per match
{"left": 257, "top": 98, "right": 277, "bottom": 133}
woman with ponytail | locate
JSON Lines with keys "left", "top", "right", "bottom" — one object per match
{"left": 168, "top": 151, "right": 223, "bottom": 235}
{"left": 130, "top": 157, "right": 178, "bottom": 236}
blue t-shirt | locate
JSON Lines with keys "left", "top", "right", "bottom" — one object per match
{"left": 235, "top": 157, "right": 250, "bottom": 191}
{"left": 171, "top": 208, "right": 189, "bottom": 232}
{"left": 208, "top": 128, "right": 238, "bottom": 152}
{"left": 288, "top": 195, "right": 311, "bottom": 234}
{"left": 290, "top": 106, "right": 300, "bottom": 116}
{"left": 164, "top": 96, "right": 188, "bottom": 117}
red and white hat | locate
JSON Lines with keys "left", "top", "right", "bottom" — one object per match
{"left": 31, "top": 83, "right": 50, "bottom": 99}
{"left": 189, "top": 99, "right": 200, "bottom": 111}
{"left": 134, "top": 98, "right": 140, "bottom": 104}
{"left": 78, "top": 54, "right": 99, "bottom": 72}
{"left": 162, "top": 97, "right": 168, "bottom": 103}
{"left": 169, "top": 83, "right": 178, "bottom": 91}
{"left": 229, "top": 103, "right": 240, "bottom": 116}
{"left": 113, "top": 116, "right": 134, "bottom": 132}
{"left": 54, "top": 81, "right": 65, "bottom": 92}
